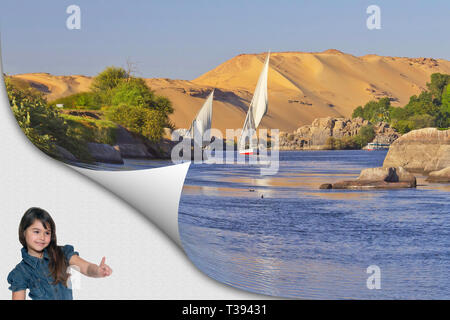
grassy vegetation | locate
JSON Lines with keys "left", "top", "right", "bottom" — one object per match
{"left": 59, "top": 114, "right": 118, "bottom": 146}
{"left": 50, "top": 92, "right": 102, "bottom": 110}
{"left": 5, "top": 78, "right": 94, "bottom": 162}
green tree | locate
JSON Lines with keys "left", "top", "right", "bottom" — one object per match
{"left": 409, "top": 114, "right": 436, "bottom": 129}
{"left": 426, "top": 73, "right": 450, "bottom": 104}
{"left": 352, "top": 106, "right": 364, "bottom": 119}
{"left": 91, "top": 67, "right": 129, "bottom": 92}
{"left": 354, "top": 125, "right": 376, "bottom": 148}
{"left": 111, "top": 78, "right": 156, "bottom": 108}
{"left": 439, "top": 84, "right": 450, "bottom": 127}
{"left": 404, "top": 91, "right": 439, "bottom": 117}
{"left": 351, "top": 98, "right": 391, "bottom": 123}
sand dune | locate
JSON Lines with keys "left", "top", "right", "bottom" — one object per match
{"left": 12, "top": 73, "right": 92, "bottom": 102}
{"left": 10, "top": 50, "right": 450, "bottom": 132}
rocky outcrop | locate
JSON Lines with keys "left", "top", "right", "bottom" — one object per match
{"left": 383, "top": 128, "right": 450, "bottom": 173}
{"left": 320, "top": 167, "right": 416, "bottom": 189}
{"left": 357, "top": 166, "right": 416, "bottom": 186}
{"left": 280, "top": 117, "right": 400, "bottom": 150}
{"left": 113, "top": 126, "right": 155, "bottom": 159}
{"left": 113, "top": 144, "right": 154, "bottom": 159}
{"left": 426, "top": 167, "right": 450, "bottom": 183}
{"left": 321, "top": 180, "right": 415, "bottom": 190}
{"left": 55, "top": 145, "right": 78, "bottom": 162}
{"left": 87, "top": 143, "right": 124, "bottom": 164}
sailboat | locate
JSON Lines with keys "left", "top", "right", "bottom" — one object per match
{"left": 186, "top": 89, "right": 214, "bottom": 147}
{"left": 238, "top": 52, "right": 270, "bottom": 155}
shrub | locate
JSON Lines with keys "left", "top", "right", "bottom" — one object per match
{"left": 110, "top": 78, "right": 155, "bottom": 108}
{"left": 6, "top": 78, "right": 93, "bottom": 162}
{"left": 50, "top": 92, "right": 101, "bottom": 110}
{"left": 106, "top": 104, "right": 167, "bottom": 142}
{"left": 91, "top": 66, "right": 129, "bottom": 92}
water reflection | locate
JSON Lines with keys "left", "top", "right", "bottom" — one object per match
{"left": 179, "top": 150, "right": 450, "bottom": 299}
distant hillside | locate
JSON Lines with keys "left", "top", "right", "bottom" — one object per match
{"left": 9, "top": 50, "right": 450, "bottom": 132}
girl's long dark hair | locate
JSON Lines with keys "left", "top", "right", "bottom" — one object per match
{"left": 19, "top": 207, "right": 70, "bottom": 287}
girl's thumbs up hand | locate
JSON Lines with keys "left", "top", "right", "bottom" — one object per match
{"left": 97, "top": 257, "right": 113, "bottom": 277}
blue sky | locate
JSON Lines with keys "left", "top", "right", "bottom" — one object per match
{"left": 0, "top": 0, "right": 448, "bottom": 79}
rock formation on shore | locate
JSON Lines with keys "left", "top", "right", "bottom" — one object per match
{"left": 320, "top": 166, "right": 417, "bottom": 190}
{"left": 425, "top": 167, "right": 450, "bottom": 183}
{"left": 383, "top": 128, "right": 450, "bottom": 173}
{"left": 279, "top": 117, "right": 400, "bottom": 150}
{"left": 57, "top": 125, "right": 175, "bottom": 164}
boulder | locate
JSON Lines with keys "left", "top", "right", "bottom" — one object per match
{"left": 330, "top": 180, "right": 416, "bottom": 190}
{"left": 358, "top": 167, "right": 395, "bottom": 181}
{"left": 55, "top": 145, "right": 78, "bottom": 162}
{"left": 320, "top": 166, "right": 416, "bottom": 190}
{"left": 383, "top": 128, "right": 450, "bottom": 173}
{"left": 426, "top": 167, "right": 450, "bottom": 183}
{"left": 358, "top": 167, "right": 416, "bottom": 186}
{"left": 113, "top": 144, "right": 154, "bottom": 159}
{"left": 87, "top": 143, "right": 123, "bottom": 164}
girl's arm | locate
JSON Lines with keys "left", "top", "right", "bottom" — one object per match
{"left": 69, "top": 255, "right": 112, "bottom": 278}
{"left": 12, "top": 290, "right": 26, "bottom": 300}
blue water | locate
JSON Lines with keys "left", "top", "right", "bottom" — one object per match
{"left": 179, "top": 150, "right": 450, "bottom": 299}
{"left": 73, "top": 151, "right": 450, "bottom": 299}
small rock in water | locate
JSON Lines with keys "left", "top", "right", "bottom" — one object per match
{"left": 249, "top": 189, "right": 255, "bottom": 192}
{"left": 261, "top": 194, "right": 264, "bottom": 199}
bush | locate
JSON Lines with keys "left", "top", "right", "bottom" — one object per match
{"left": 110, "top": 78, "right": 155, "bottom": 108}
{"left": 354, "top": 125, "right": 375, "bottom": 148}
{"left": 439, "top": 84, "right": 450, "bottom": 128}
{"left": 352, "top": 98, "right": 391, "bottom": 123}
{"left": 50, "top": 92, "right": 101, "bottom": 110}
{"left": 106, "top": 104, "right": 167, "bottom": 142}
{"left": 325, "top": 137, "right": 337, "bottom": 150}
{"left": 6, "top": 78, "right": 93, "bottom": 162}
{"left": 324, "top": 125, "right": 374, "bottom": 150}
{"left": 91, "top": 66, "right": 129, "bottom": 92}
{"left": 409, "top": 114, "right": 436, "bottom": 129}
{"left": 392, "top": 120, "right": 414, "bottom": 134}
{"left": 60, "top": 114, "right": 118, "bottom": 145}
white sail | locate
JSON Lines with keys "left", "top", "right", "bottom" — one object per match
{"left": 187, "top": 89, "right": 214, "bottom": 145}
{"left": 238, "top": 52, "right": 270, "bottom": 152}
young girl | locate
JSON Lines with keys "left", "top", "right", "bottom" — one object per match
{"left": 7, "top": 207, "right": 112, "bottom": 300}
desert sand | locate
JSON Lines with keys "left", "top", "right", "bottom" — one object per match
{"left": 10, "top": 50, "right": 450, "bottom": 132}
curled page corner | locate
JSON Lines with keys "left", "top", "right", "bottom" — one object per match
{"left": 0, "top": 42, "right": 191, "bottom": 249}
{"left": 69, "top": 162, "right": 191, "bottom": 247}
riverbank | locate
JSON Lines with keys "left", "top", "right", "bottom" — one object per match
{"left": 279, "top": 117, "right": 400, "bottom": 151}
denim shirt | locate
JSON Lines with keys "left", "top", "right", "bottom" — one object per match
{"left": 7, "top": 245, "right": 79, "bottom": 300}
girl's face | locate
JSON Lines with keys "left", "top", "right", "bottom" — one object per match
{"left": 24, "top": 219, "right": 51, "bottom": 256}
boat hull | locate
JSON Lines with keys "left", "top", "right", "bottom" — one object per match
{"left": 239, "top": 148, "right": 255, "bottom": 155}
